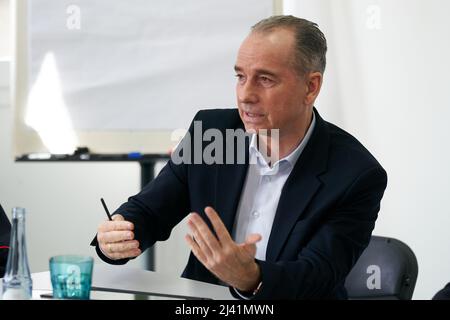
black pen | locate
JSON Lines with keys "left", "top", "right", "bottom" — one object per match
{"left": 101, "top": 198, "right": 112, "bottom": 221}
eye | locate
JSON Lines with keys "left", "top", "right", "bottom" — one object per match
{"left": 260, "top": 76, "right": 274, "bottom": 86}
{"left": 235, "top": 74, "right": 246, "bottom": 84}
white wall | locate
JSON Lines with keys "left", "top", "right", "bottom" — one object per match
{"left": 0, "top": 0, "right": 190, "bottom": 277}
{"left": 0, "top": 0, "right": 10, "bottom": 57}
{"left": 1, "top": 72, "right": 147, "bottom": 272}
{"left": 285, "top": 0, "right": 450, "bottom": 299}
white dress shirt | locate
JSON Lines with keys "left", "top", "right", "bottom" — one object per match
{"left": 232, "top": 113, "right": 316, "bottom": 261}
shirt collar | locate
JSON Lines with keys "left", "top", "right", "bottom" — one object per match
{"left": 249, "top": 112, "right": 316, "bottom": 174}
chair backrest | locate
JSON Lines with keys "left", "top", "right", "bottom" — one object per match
{"left": 344, "top": 236, "right": 418, "bottom": 300}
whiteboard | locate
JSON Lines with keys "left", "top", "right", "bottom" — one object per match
{"left": 0, "top": 61, "right": 9, "bottom": 107}
{"left": 14, "top": 0, "right": 275, "bottom": 155}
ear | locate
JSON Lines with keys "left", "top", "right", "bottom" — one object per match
{"left": 304, "top": 72, "right": 323, "bottom": 106}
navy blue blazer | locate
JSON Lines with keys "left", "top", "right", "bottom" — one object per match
{"left": 92, "top": 108, "right": 387, "bottom": 299}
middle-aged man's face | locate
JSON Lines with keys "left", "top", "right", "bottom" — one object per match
{"left": 235, "top": 27, "right": 319, "bottom": 137}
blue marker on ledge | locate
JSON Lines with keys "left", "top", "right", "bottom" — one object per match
{"left": 127, "top": 152, "right": 142, "bottom": 159}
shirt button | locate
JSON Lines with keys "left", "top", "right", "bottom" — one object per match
{"left": 252, "top": 211, "right": 260, "bottom": 218}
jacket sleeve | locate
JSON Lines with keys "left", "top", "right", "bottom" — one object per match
{"left": 240, "top": 165, "right": 388, "bottom": 299}
{"left": 90, "top": 112, "right": 204, "bottom": 264}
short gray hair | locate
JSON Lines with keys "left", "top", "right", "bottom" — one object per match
{"left": 251, "top": 15, "right": 327, "bottom": 75}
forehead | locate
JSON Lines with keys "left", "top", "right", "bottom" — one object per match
{"left": 236, "top": 28, "right": 296, "bottom": 72}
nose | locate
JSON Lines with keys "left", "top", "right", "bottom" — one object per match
{"left": 237, "top": 79, "right": 259, "bottom": 105}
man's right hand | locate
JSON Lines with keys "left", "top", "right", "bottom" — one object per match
{"left": 97, "top": 214, "right": 141, "bottom": 260}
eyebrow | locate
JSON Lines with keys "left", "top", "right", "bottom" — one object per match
{"left": 234, "top": 65, "right": 278, "bottom": 78}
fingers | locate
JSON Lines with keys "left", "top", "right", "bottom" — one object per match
{"left": 185, "top": 208, "right": 261, "bottom": 289}
{"left": 187, "top": 214, "right": 217, "bottom": 257}
{"left": 106, "top": 240, "right": 140, "bottom": 253}
{"left": 186, "top": 207, "right": 235, "bottom": 260}
{"left": 241, "top": 234, "right": 261, "bottom": 257}
{"left": 97, "top": 230, "right": 134, "bottom": 243}
{"left": 112, "top": 214, "right": 124, "bottom": 221}
{"left": 98, "top": 216, "right": 134, "bottom": 233}
{"left": 185, "top": 234, "right": 207, "bottom": 265}
{"left": 96, "top": 214, "right": 138, "bottom": 260}
{"left": 204, "top": 207, "right": 233, "bottom": 244}
{"left": 97, "top": 219, "right": 135, "bottom": 246}
{"left": 241, "top": 242, "right": 257, "bottom": 257}
{"left": 245, "top": 233, "right": 262, "bottom": 244}
{"left": 101, "top": 240, "right": 142, "bottom": 260}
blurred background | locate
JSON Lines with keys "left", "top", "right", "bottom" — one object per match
{"left": 1, "top": 0, "right": 449, "bottom": 300}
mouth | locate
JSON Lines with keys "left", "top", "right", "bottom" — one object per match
{"left": 245, "top": 111, "right": 264, "bottom": 118}
{"left": 242, "top": 111, "right": 265, "bottom": 124}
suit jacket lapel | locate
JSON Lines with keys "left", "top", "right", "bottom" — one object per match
{"left": 214, "top": 115, "right": 250, "bottom": 234}
{"left": 266, "top": 108, "right": 330, "bottom": 262}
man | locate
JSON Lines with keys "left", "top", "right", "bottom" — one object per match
{"left": 92, "top": 15, "right": 387, "bottom": 299}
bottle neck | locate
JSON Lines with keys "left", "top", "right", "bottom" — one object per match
{"left": 4, "top": 208, "right": 31, "bottom": 277}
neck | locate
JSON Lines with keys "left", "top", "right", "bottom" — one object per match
{"left": 259, "top": 110, "right": 313, "bottom": 161}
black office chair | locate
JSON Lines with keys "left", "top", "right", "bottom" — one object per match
{"left": 433, "top": 282, "right": 450, "bottom": 300}
{"left": 344, "top": 235, "right": 418, "bottom": 300}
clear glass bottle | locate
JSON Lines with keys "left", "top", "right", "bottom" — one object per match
{"left": 1, "top": 207, "right": 33, "bottom": 300}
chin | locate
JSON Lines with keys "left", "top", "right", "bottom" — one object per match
{"left": 244, "top": 125, "right": 268, "bottom": 135}
{"left": 242, "top": 123, "right": 257, "bottom": 133}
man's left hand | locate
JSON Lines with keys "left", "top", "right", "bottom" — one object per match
{"left": 185, "top": 206, "right": 262, "bottom": 292}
